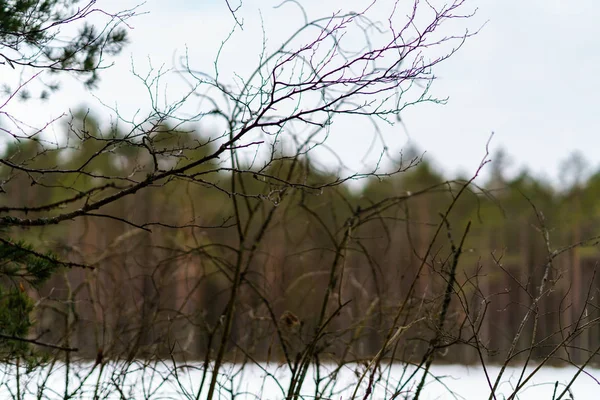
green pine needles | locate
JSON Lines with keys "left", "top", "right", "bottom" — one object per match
{"left": 0, "top": 238, "right": 61, "bottom": 360}
{"left": 1, "top": 0, "right": 131, "bottom": 94}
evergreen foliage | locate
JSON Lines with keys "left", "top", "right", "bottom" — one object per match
{"left": 0, "top": 236, "right": 66, "bottom": 359}
{"left": 0, "top": 0, "right": 129, "bottom": 95}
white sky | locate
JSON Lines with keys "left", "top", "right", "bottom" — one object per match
{"left": 2, "top": 0, "right": 599, "bottom": 187}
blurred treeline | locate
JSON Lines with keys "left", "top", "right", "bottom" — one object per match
{"left": 2, "top": 113, "right": 600, "bottom": 366}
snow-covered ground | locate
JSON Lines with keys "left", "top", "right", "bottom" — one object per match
{"left": 0, "top": 361, "right": 597, "bottom": 399}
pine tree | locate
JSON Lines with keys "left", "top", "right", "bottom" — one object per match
{"left": 0, "top": 0, "right": 132, "bottom": 359}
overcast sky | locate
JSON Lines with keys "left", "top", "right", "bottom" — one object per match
{"left": 2, "top": 0, "right": 599, "bottom": 187}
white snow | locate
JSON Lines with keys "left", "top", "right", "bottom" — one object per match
{"left": 0, "top": 361, "right": 597, "bottom": 399}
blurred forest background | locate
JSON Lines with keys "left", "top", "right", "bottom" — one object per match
{"left": 3, "top": 112, "right": 599, "bottom": 367}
